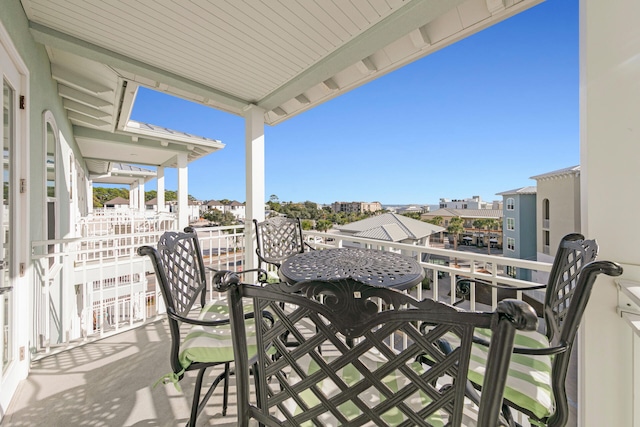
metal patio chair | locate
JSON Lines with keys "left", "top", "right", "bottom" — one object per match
{"left": 460, "top": 233, "right": 623, "bottom": 427}
{"left": 253, "top": 216, "right": 313, "bottom": 283}
{"left": 216, "top": 272, "right": 538, "bottom": 427}
{"left": 137, "top": 228, "right": 270, "bottom": 427}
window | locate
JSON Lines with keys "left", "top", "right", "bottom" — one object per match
{"left": 543, "top": 230, "right": 550, "bottom": 255}
{"left": 507, "top": 237, "right": 515, "bottom": 251}
{"left": 506, "top": 266, "right": 517, "bottom": 278}
{"left": 543, "top": 198, "right": 550, "bottom": 229}
{"left": 506, "top": 198, "right": 515, "bottom": 210}
{"left": 43, "top": 111, "right": 59, "bottom": 242}
{"left": 543, "top": 199, "right": 550, "bottom": 220}
{"left": 507, "top": 218, "right": 515, "bottom": 231}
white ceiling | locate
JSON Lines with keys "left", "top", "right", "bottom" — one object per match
{"left": 20, "top": 0, "right": 542, "bottom": 172}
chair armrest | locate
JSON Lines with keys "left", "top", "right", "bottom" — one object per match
{"left": 303, "top": 241, "right": 316, "bottom": 251}
{"left": 166, "top": 307, "right": 231, "bottom": 327}
{"left": 208, "top": 267, "right": 269, "bottom": 286}
{"left": 167, "top": 306, "right": 273, "bottom": 328}
{"left": 456, "top": 277, "right": 547, "bottom": 298}
{"left": 472, "top": 335, "right": 568, "bottom": 356}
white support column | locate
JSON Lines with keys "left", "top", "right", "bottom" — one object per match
{"left": 138, "top": 179, "right": 145, "bottom": 212}
{"left": 157, "top": 166, "right": 165, "bottom": 212}
{"left": 88, "top": 180, "right": 94, "bottom": 214}
{"left": 129, "top": 182, "right": 137, "bottom": 209}
{"left": 579, "top": 1, "right": 639, "bottom": 425}
{"left": 177, "top": 153, "right": 188, "bottom": 230}
{"left": 244, "top": 105, "right": 266, "bottom": 274}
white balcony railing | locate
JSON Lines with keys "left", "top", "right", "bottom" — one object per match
{"left": 301, "top": 231, "right": 552, "bottom": 312}
{"left": 30, "top": 224, "right": 552, "bottom": 360}
{"left": 30, "top": 221, "right": 246, "bottom": 359}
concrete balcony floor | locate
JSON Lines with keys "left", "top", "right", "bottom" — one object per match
{"left": 3, "top": 319, "right": 242, "bottom": 426}
{"left": 3, "top": 317, "right": 577, "bottom": 426}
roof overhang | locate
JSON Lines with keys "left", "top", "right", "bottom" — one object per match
{"left": 75, "top": 120, "right": 224, "bottom": 175}
{"left": 22, "top": 0, "right": 543, "bottom": 127}
{"left": 90, "top": 163, "right": 157, "bottom": 186}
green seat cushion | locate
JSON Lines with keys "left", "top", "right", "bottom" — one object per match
{"left": 179, "top": 301, "right": 258, "bottom": 368}
{"left": 469, "top": 328, "right": 554, "bottom": 420}
{"left": 277, "top": 349, "right": 452, "bottom": 426}
{"left": 266, "top": 270, "right": 280, "bottom": 284}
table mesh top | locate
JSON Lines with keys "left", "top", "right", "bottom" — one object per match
{"left": 279, "top": 248, "right": 425, "bottom": 290}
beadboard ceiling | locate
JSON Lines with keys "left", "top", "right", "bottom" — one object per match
{"left": 22, "top": 0, "right": 542, "bottom": 128}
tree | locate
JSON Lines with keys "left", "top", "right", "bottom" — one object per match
{"left": 473, "top": 219, "right": 484, "bottom": 247}
{"left": 424, "top": 216, "right": 443, "bottom": 226}
{"left": 447, "top": 217, "right": 464, "bottom": 265}
{"left": 401, "top": 212, "right": 421, "bottom": 220}
{"left": 482, "top": 218, "right": 501, "bottom": 255}
{"left": 202, "top": 208, "right": 224, "bottom": 224}
{"left": 300, "top": 219, "right": 314, "bottom": 230}
{"left": 316, "top": 219, "right": 333, "bottom": 232}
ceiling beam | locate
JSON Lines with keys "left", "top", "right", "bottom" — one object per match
{"left": 51, "top": 64, "right": 113, "bottom": 94}
{"left": 58, "top": 84, "right": 113, "bottom": 109}
{"left": 84, "top": 156, "right": 158, "bottom": 168}
{"left": 63, "top": 99, "right": 111, "bottom": 119}
{"left": 257, "top": 0, "right": 466, "bottom": 111}
{"left": 30, "top": 22, "right": 249, "bottom": 113}
{"left": 67, "top": 111, "right": 111, "bottom": 128}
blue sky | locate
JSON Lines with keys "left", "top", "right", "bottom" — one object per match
{"left": 130, "top": 0, "right": 578, "bottom": 206}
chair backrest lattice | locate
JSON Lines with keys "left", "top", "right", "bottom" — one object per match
{"left": 543, "top": 233, "right": 598, "bottom": 345}
{"left": 139, "top": 229, "right": 208, "bottom": 374}
{"left": 254, "top": 217, "right": 305, "bottom": 267}
{"left": 221, "top": 276, "right": 538, "bottom": 427}
{"left": 156, "top": 230, "right": 207, "bottom": 316}
{"left": 534, "top": 234, "right": 622, "bottom": 427}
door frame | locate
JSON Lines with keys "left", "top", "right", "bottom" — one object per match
{"left": 0, "top": 20, "right": 30, "bottom": 411}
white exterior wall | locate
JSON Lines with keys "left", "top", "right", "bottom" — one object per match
{"left": 535, "top": 172, "right": 580, "bottom": 259}
{"left": 580, "top": 0, "right": 640, "bottom": 425}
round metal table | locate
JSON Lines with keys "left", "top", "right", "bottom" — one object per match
{"left": 278, "top": 247, "right": 425, "bottom": 291}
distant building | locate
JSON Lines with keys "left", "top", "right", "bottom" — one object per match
{"left": 145, "top": 197, "right": 172, "bottom": 212}
{"left": 103, "top": 196, "right": 130, "bottom": 210}
{"left": 332, "top": 213, "right": 444, "bottom": 256}
{"left": 530, "top": 165, "right": 581, "bottom": 263}
{"left": 396, "top": 205, "right": 429, "bottom": 215}
{"left": 331, "top": 201, "right": 382, "bottom": 214}
{"left": 496, "top": 186, "right": 537, "bottom": 281}
{"left": 422, "top": 208, "right": 503, "bottom": 248}
{"left": 438, "top": 196, "right": 501, "bottom": 210}
{"left": 201, "top": 199, "right": 246, "bottom": 220}
{"left": 228, "top": 200, "right": 246, "bottom": 220}
{"left": 204, "top": 200, "right": 225, "bottom": 212}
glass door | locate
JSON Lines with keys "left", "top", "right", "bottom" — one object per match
{"left": 1, "top": 71, "right": 14, "bottom": 371}
{"left": 0, "top": 36, "right": 20, "bottom": 378}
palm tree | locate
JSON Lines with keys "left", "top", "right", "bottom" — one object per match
{"left": 447, "top": 217, "right": 464, "bottom": 266}
{"left": 472, "top": 219, "right": 485, "bottom": 247}
{"left": 483, "top": 218, "right": 501, "bottom": 255}
{"left": 316, "top": 219, "right": 332, "bottom": 232}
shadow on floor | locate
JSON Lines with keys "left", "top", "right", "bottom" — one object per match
{"left": 3, "top": 320, "right": 240, "bottom": 426}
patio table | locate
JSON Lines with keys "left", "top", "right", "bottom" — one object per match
{"left": 278, "top": 247, "right": 425, "bottom": 291}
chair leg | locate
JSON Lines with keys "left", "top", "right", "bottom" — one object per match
{"left": 222, "top": 362, "right": 230, "bottom": 416}
{"left": 188, "top": 368, "right": 208, "bottom": 427}
{"left": 252, "top": 362, "right": 266, "bottom": 427}
{"left": 188, "top": 366, "right": 230, "bottom": 426}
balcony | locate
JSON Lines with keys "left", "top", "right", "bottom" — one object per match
{"left": 10, "top": 222, "right": 592, "bottom": 425}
